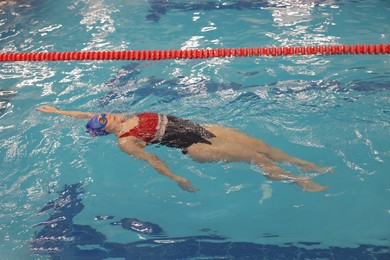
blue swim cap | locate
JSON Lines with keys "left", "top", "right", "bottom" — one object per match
{"left": 86, "top": 114, "right": 109, "bottom": 136}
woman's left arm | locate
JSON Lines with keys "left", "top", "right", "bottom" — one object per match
{"left": 36, "top": 105, "right": 95, "bottom": 119}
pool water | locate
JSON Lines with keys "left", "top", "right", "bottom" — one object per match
{"left": 0, "top": 0, "right": 389, "bottom": 259}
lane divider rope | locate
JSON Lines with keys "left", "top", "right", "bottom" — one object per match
{"left": 1, "top": 44, "right": 389, "bottom": 62}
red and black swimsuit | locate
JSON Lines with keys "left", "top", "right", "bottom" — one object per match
{"left": 119, "top": 112, "right": 216, "bottom": 153}
{"left": 119, "top": 112, "right": 161, "bottom": 142}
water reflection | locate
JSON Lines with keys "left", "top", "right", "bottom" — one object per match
{"left": 263, "top": 0, "right": 339, "bottom": 46}
{"left": 32, "top": 182, "right": 388, "bottom": 259}
{"left": 265, "top": 0, "right": 337, "bottom": 27}
{"left": 0, "top": 89, "right": 16, "bottom": 116}
{"left": 147, "top": 0, "right": 271, "bottom": 22}
{"left": 76, "top": 0, "right": 119, "bottom": 51}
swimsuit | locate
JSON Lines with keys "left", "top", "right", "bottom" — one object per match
{"left": 119, "top": 113, "right": 216, "bottom": 153}
{"left": 119, "top": 112, "right": 164, "bottom": 142}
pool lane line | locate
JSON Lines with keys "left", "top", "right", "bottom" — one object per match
{"left": 1, "top": 44, "right": 389, "bottom": 62}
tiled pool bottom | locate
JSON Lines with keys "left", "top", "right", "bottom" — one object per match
{"left": 32, "top": 184, "right": 389, "bottom": 259}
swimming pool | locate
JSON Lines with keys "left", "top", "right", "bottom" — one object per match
{"left": 0, "top": 0, "right": 389, "bottom": 259}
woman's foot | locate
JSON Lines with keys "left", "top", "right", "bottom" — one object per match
{"left": 295, "top": 176, "right": 328, "bottom": 192}
{"left": 297, "top": 161, "right": 333, "bottom": 174}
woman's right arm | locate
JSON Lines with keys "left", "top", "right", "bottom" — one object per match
{"left": 36, "top": 105, "right": 95, "bottom": 119}
{"left": 119, "top": 138, "right": 199, "bottom": 192}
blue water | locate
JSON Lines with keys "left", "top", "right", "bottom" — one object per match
{"left": 0, "top": 0, "right": 389, "bottom": 259}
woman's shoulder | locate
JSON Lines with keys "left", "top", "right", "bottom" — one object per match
{"left": 117, "top": 135, "right": 146, "bottom": 150}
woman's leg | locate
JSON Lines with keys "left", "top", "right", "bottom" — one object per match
{"left": 204, "top": 125, "right": 331, "bottom": 173}
{"left": 258, "top": 146, "right": 332, "bottom": 173}
{"left": 251, "top": 153, "right": 328, "bottom": 192}
{"left": 185, "top": 140, "right": 327, "bottom": 192}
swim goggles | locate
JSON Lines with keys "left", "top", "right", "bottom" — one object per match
{"left": 86, "top": 113, "right": 109, "bottom": 136}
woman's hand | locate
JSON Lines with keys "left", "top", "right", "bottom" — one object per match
{"left": 175, "top": 177, "right": 199, "bottom": 193}
{"left": 35, "top": 105, "right": 60, "bottom": 114}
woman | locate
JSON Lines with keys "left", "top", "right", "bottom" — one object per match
{"left": 36, "top": 105, "right": 332, "bottom": 192}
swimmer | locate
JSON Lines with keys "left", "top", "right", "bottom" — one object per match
{"left": 36, "top": 105, "right": 332, "bottom": 193}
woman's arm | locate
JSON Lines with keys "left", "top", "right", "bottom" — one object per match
{"left": 119, "top": 139, "right": 198, "bottom": 192}
{"left": 36, "top": 105, "right": 95, "bottom": 119}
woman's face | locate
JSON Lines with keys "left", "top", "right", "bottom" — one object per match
{"left": 102, "top": 113, "right": 120, "bottom": 130}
